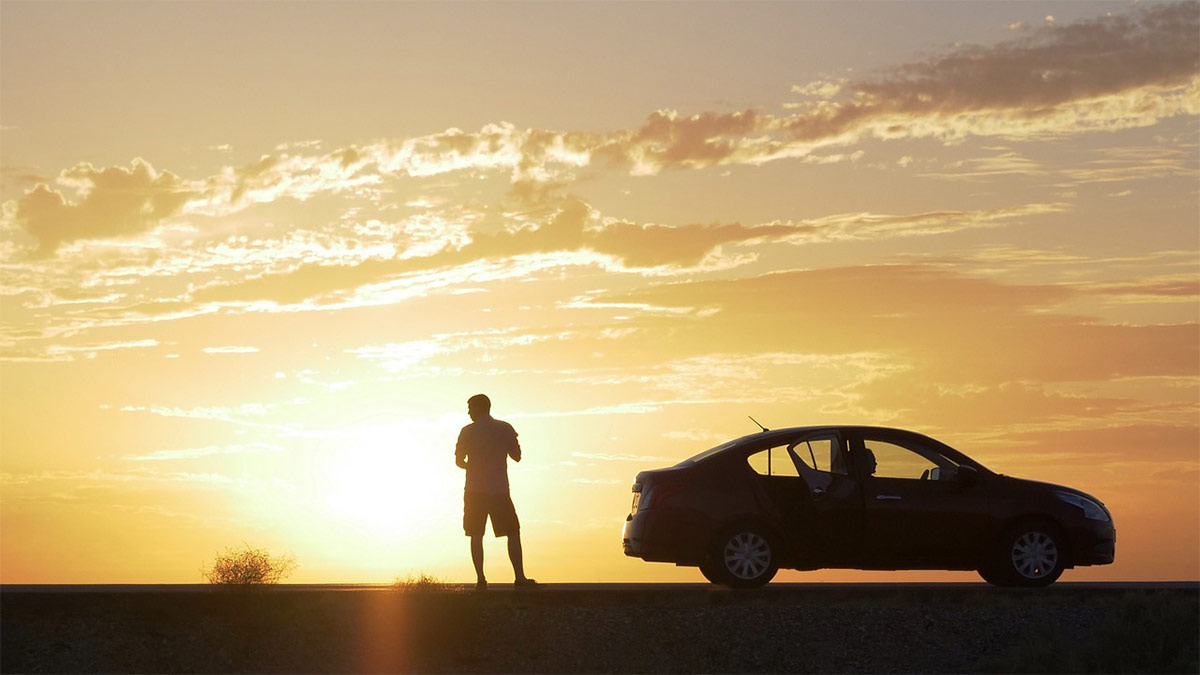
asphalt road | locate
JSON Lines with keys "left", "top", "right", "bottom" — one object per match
{"left": 3, "top": 581, "right": 1196, "bottom": 673}
{"left": 2, "top": 580, "right": 1194, "bottom": 592}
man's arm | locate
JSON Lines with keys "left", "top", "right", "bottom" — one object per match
{"left": 455, "top": 428, "right": 469, "bottom": 469}
{"left": 508, "top": 424, "right": 521, "bottom": 462}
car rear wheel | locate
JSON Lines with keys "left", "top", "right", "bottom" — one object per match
{"left": 706, "top": 527, "right": 778, "bottom": 589}
{"left": 980, "top": 522, "right": 1066, "bottom": 588}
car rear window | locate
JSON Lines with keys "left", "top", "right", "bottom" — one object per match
{"left": 679, "top": 438, "right": 741, "bottom": 465}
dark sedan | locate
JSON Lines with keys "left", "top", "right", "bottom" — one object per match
{"left": 622, "top": 425, "right": 1115, "bottom": 588}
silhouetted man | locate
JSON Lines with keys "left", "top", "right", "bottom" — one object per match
{"left": 455, "top": 394, "right": 537, "bottom": 590}
{"left": 861, "top": 446, "right": 878, "bottom": 476}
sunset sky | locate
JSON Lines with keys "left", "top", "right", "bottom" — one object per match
{"left": 1, "top": 1, "right": 1197, "bottom": 584}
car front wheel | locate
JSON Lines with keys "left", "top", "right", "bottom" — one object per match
{"left": 980, "top": 522, "right": 1066, "bottom": 588}
{"left": 706, "top": 527, "right": 778, "bottom": 589}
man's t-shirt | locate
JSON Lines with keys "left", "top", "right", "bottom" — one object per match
{"left": 456, "top": 416, "right": 520, "bottom": 494}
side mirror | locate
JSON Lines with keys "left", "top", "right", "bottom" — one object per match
{"left": 957, "top": 465, "right": 981, "bottom": 486}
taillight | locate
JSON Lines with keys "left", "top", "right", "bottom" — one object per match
{"left": 630, "top": 483, "right": 643, "bottom": 515}
{"left": 640, "top": 483, "right": 682, "bottom": 511}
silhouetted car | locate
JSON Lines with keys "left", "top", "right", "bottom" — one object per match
{"left": 622, "top": 426, "right": 1115, "bottom": 588}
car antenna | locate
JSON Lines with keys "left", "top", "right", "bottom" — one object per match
{"left": 748, "top": 416, "right": 769, "bottom": 432}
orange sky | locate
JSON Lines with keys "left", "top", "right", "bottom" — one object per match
{"left": 1, "top": 1, "right": 1197, "bottom": 584}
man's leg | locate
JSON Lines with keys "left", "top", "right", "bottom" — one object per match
{"left": 470, "top": 535, "right": 485, "bottom": 586}
{"left": 507, "top": 533, "right": 527, "bottom": 582}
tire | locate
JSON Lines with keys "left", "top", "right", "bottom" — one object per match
{"left": 980, "top": 522, "right": 1066, "bottom": 588}
{"left": 707, "top": 526, "right": 778, "bottom": 589}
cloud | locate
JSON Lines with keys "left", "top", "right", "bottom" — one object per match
{"left": 983, "top": 423, "right": 1200, "bottom": 465}
{"left": 559, "top": 351, "right": 909, "bottom": 412}
{"left": 165, "top": 3, "right": 1200, "bottom": 225}
{"left": 570, "top": 451, "right": 677, "bottom": 463}
{"left": 0, "top": 468, "right": 247, "bottom": 495}
{"left": 1079, "top": 276, "right": 1200, "bottom": 303}
{"left": 201, "top": 345, "right": 260, "bottom": 354}
{"left": 123, "top": 442, "right": 284, "bottom": 461}
{"left": 594, "top": 108, "right": 788, "bottom": 174}
{"left": 917, "top": 152, "right": 1047, "bottom": 180}
{"left": 0, "top": 338, "right": 160, "bottom": 362}
{"left": 782, "top": 2, "right": 1199, "bottom": 145}
{"left": 597, "top": 264, "right": 1198, "bottom": 384}
{"left": 48, "top": 338, "right": 160, "bottom": 354}
{"left": 575, "top": 3, "right": 1200, "bottom": 175}
{"left": 117, "top": 403, "right": 287, "bottom": 432}
{"left": 1059, "top": 144, "right": 1198, "bottom": 185}
{"left": 195, "top": 147, "right": 380, "bottom": 216}
{"left": 4, "top": 4, "right": 1190, "bottom": 266}
{"left": 9, "top": 159, "right": 196, "bottom": 254}
{"left": 347, "top": 327, "right": 572, "bottom": 375}
{"left": 514, "top": 401, "right": 668, "bottom": 418}
{"left": 587, "top": 219, "right": 796, "bottom": 268}
{"left": 851, "top": 379, "right": 1151, "bottom": 431}
{"left": 190, "top": 197, "right": 1058, "bottom": 306}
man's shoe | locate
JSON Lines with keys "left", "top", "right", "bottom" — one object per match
{"left": 475, "top": 579, "right": 488, "bottom": 591}
{"left": 514, "top": 578, "right": 539, "bottom": 588}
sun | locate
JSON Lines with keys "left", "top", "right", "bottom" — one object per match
{"left": 322, "top": 422, "right": 462, "bottom": 541}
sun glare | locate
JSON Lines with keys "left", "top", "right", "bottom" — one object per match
{"left": 323, "top": 422, "right": 461, "bottom": 541}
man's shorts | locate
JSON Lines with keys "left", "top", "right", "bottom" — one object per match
{"left": 463, "top": 491, "right": 520, "bottom": 537}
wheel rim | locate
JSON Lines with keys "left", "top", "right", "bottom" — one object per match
{"left": 723, "top": 532, "right": 771, "bottom": 579}
{"left": 1010, "top": 531, "right": 1059, "bottom": 579}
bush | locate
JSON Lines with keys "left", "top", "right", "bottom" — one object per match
{"left": 392, "top": 572, "right": 458, "bottom": 593}
{"left": 202, "top": 544, "right": 296, "bottom": 585}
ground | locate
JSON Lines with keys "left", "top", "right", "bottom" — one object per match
{"left": 2, "top": 584, "right": 1196, "bottom": 673}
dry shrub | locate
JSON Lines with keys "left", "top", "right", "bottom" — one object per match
{"left": 202, "top": 544, "right": 296, "bottom": 585}
{"left": 392, "top": 572, "right": 458, "bottom": 592}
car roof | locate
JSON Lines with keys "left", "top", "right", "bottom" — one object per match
{"left": 681, "top": 425, "right": 951, "bottom": 463}
{"left": 683, "top": 424, "right": 983, "bottom": 470}
{"left": 730, "top": 425, "right": 932, "bottom": 444}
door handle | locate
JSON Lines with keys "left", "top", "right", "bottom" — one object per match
{"left": 812, "top": 486, "right": 825, "bottom": 500}
{"left": 876, "top": 494, "right": 902, "bottom": 501}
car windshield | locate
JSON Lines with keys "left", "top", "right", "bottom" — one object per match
{"left": 677, "top": 438, "right": 742, "bottom": 465}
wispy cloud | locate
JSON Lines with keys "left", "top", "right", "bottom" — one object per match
{"left": 599, "top": 264, "right": 1198, "bottom": 386}
{"left": 179, "top": 199, "right": 1061, "bottom": 308}
{"left": 0, "top": 338, "right": 159, "bottom": 362}
{"left": 201, "top": 345, "right": 260, "bottom": 354}
{"left": 118, "top": 403, "right": 284, "bottom": 431}
{"left": 570, "top": 451, "right": 677, "bottom": 463}
{"left": 123, "top": 442, "right": 284, "bottom": 461}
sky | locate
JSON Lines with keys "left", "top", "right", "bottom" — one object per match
{"left": 0, "top": 1, "right": 1197, "bottom": 584}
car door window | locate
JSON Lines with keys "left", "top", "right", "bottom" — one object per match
{"left": 785, "top": 434, "right": 847, "bottom": 493}
{"left": 861, "top": 437, "right": 959, "bottom": 481}
{"left": 746, "top": 445, "right": 801, "bottom": 477}
{"left": 789, "top": 436, "right": 848, "bottom": 475}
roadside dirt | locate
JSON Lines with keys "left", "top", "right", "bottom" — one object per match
{"left": 2, "top": 585, "right": 1196, "bottom": 673}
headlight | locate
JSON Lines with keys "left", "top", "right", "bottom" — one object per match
{"left": 1056, "top": 491, "right": 1110, "bottom": 522}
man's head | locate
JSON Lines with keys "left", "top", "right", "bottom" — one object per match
{"left": 467, "top": 394, "right": 491, "bottom": 422}
{"left": 861, "top": 447, "right": 878, "bottom": 476}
